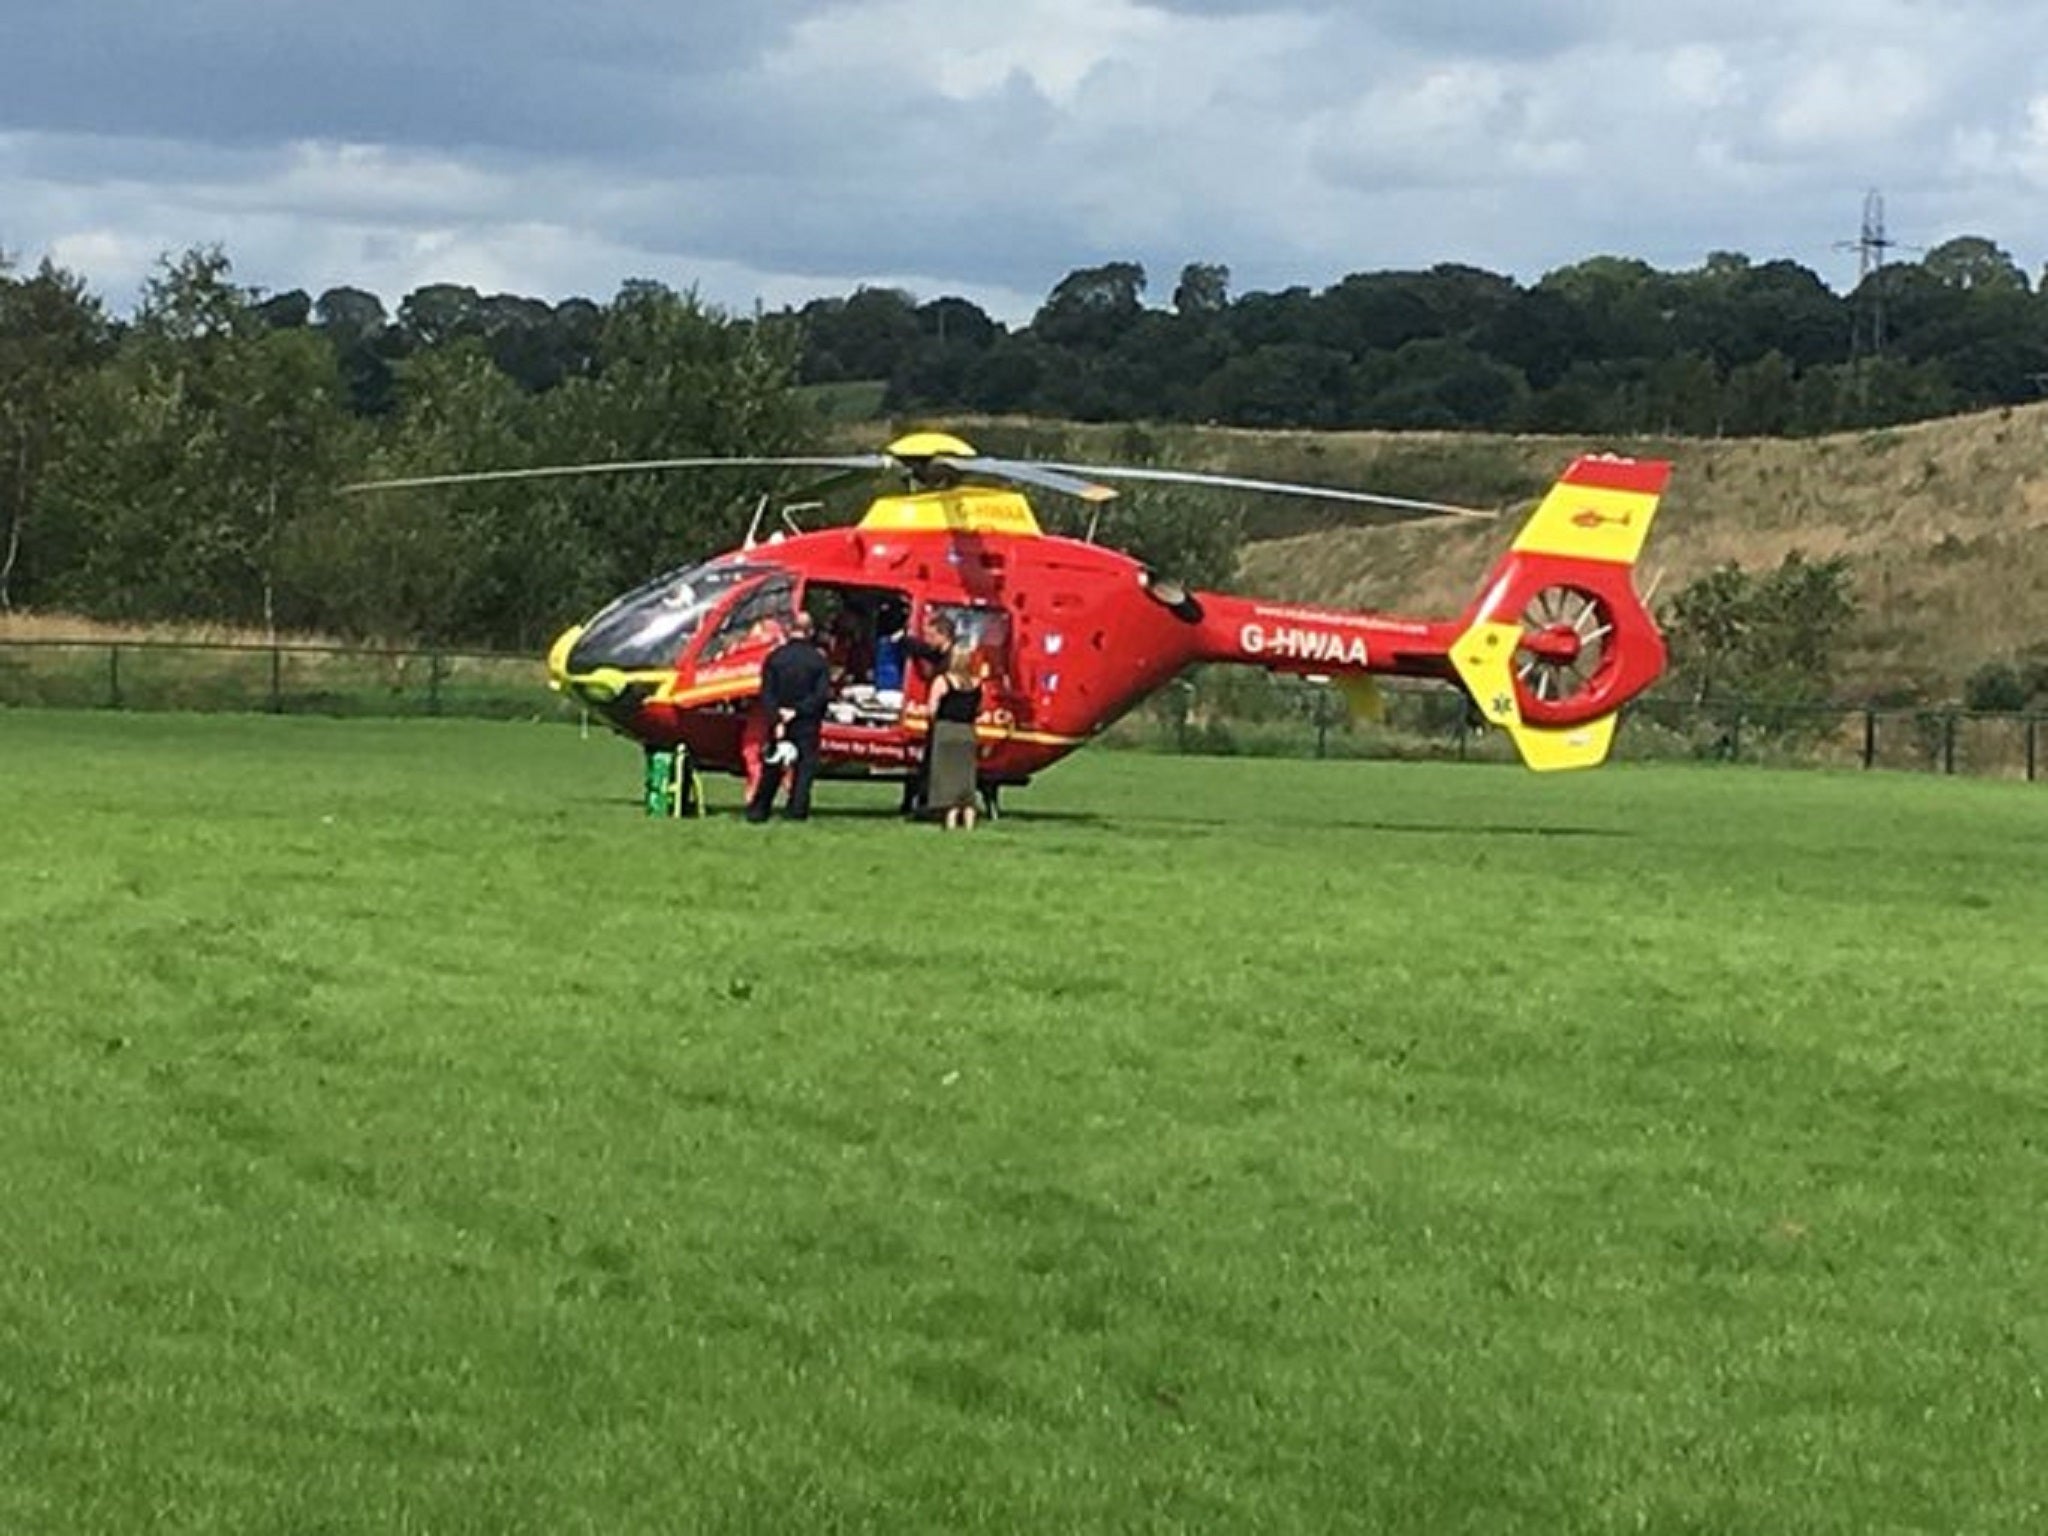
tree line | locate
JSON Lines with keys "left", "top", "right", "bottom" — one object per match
{"left": 2, "top": 234, "right": 2042, "bottom": 653}
{"left": 0, "top": 251, "right": 811, "bottom": 649}
{"left": 801, "top": 240, "right": 2048, "bottom": 435}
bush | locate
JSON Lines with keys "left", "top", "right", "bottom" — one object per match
{"left": 1964, "top": 661, "right": 2029, "bottom": 713}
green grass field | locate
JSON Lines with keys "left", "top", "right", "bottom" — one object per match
{"left": 3, "top": 712, "right": 2044, "bottom": 1534}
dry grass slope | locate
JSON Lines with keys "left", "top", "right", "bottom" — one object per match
{"left": 1200, "top": 407, "right": 2048, "bottom": 702}
{"left": 0, "top": 612, "right": 345, "bottom": 647}
{"left": 865, "top": 407, "right": 2048, "bottom": 698}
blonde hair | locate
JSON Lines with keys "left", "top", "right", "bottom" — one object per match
{"left": 946, "top": 645, "right": 979, "bottom": 689}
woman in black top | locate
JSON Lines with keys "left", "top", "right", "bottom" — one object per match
{"left": 925, "top": 647, "right": 984, "bottom": 830}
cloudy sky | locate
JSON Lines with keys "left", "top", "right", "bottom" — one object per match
{"left": 5, "top": 0, "right": 2048, "bottom": 321}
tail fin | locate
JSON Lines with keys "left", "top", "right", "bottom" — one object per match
{"left": 1449, "top": 455, "right": 1670, "bottom": 771}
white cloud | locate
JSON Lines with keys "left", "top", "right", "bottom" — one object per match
{"left": 2015, "top": 96, "right": 2048, "bottom": 184}
{"left": 766, "top": 0, "right": 1169, "bottom": 104}
{"left": 1665, "top": 45, "right": 1743, "bottom": 111}
{"left": 1766, "top": 49, "right": 1938, "bottom": 151}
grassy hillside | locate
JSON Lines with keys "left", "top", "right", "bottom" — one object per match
{"left": 851, "top": 410, "right": 2048, "bottom": 702}
{"left": 1237, "top": 409, "right": 2048, "bottom": 703}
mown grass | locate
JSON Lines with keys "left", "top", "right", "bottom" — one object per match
{"left": 3, "top": 712, "right": 2045, "bottom": 1534}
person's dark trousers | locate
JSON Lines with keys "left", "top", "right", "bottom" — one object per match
{"left": 783, "top": 722, "right": 822, "bottom": 819}
{"left": 748, "top": 723, "right": 821, "bottom": 821}
{"left": 899, "top": 746, "right": 928, "bottom": 817}
{"left": 744, "top": 765, "right": 782, "bottom": 822}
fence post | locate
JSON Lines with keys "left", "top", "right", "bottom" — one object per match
{"left": 107, "top": 644, "right": 121, "bottom": 709}
{"left": 1943, "top": 712, "right": 1957, "bottom": 775}
{"left": 1863, "top": 708, "right": 1876, "bottom": 770}
{"left": 268, "top": 644, "right": 282, "bottom": 713}
{"left": 2029, "top": 716, "right": 2039, "bottom": 783}
{"left": 1313, "top": 688, "right": 1329, "bottom": 759}
{"left": 429, "top": 652, "right": 444, "bottom": 717}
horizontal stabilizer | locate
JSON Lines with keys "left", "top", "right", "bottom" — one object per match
{"left": 1448, "top": 618, "right": 1618, "bottom": 771}
{"left": 1335, "top": 674, "right": 1385, "bottom": 723}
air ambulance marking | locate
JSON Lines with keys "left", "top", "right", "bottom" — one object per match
{"left": 1570, "top": 507, "right": 1633, "bottom": 529}
{"left": 1239, "top": 624, "right": 1371, "bottom": 667}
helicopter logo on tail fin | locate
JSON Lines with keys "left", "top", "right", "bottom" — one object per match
{"left": 1570, "top": 507, "right": 1633, "bottom": 530}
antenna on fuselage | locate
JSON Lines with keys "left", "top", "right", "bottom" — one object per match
{"left": 743, "top": 494, "right": 769, "bottom": 550}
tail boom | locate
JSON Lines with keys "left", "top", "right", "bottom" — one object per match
{"left": 1184, "top": 454, "right": 1671, "bottom": 773}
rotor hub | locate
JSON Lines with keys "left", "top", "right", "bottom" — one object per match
{"left": 1519, "top": 623, "right": 1583, "bottom": 667}
{"left": 1513, "top": 585, "right": 1614, "bottom": 714}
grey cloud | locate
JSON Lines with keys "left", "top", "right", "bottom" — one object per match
{"left": 0, "top": 1, "right": 791, "bottom": 158}
{"left": 9, "top": 0, "right": 2048, "bottom": 322}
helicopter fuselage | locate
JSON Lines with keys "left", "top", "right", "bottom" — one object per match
{"left": 546, "top": 485, "right": 1474, "bottom": 788}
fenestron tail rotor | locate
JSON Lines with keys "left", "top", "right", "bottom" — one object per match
{"left": 1514, "top": 584, "right": 1616, "bottom": 708}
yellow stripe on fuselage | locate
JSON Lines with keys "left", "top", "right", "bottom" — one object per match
{"left": 897, "top": 717, "right": 1083, "bottom": 748}
{"left": 648, "top": 677, "right": 752, "bottom": 707}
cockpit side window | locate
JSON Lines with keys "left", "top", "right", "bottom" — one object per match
{"left": 568, "top": 561, "right": 764, "bottom": 673}
{"left": 698, "top": 575, "right": 799, "bottom": 665}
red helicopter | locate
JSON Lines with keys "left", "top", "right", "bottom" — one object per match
{"left": 360, "top": 431, "right": 1671, "bottom": 810}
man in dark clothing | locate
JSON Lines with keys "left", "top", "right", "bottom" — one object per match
{"left": 898, "top": 612, "right": 957, "bottom": 817}
{"left": 746, "top": 611, "right": 832, "bottom": 822}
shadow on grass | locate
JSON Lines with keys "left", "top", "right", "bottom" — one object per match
{"left": 1104, "top": 809, "right": 1632, "bottom": 839}
{"left": 1336, "top": 820, "right": 1633, "bottom": 839}
{"left": 578, "top": 795, "right": 1610, "bottom": 839}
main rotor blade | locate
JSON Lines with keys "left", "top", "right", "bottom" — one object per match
{"left": 1038, "top": 462, "right": 1497, "bottom": 521}
{"left": 341, "top": 455, "right": 888, "bottom": 494}
{"left": 944, "top": 455, "right": 1119, "bottom": 504}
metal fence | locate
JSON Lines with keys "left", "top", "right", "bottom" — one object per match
{"left": 1109, "top": 674, "right": 2048, "bottom": 780}
{"left": 0, "top": 637, "right": 577, "bottom": 724}
{"left": 5, "top": 637, "right": 2046, "bottom": 781}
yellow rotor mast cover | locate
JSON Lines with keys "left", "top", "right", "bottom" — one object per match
{"left": 887, "top": 431, "right": 976, "bottom": 459}
{"left": 857, "top": 432, "right": 1045, "bottom": 536}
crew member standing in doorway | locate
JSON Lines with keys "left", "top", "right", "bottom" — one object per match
{"left": 747, "top": 612, "right": 832, "bottom": 822}
{"left": 899, "top": 611, "right": 957, "bottom": 817}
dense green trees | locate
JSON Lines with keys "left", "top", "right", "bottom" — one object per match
{"left": 2, "top": 248, "right": 806, "bottom": 648}
{"left": 0, "top": 257, "right": 112, "bottom": 611}
{"left": 793, "top": 244, "right": 2048, "bottom": 435}
{"left": 7, "top": 230, "right": 2048, "bottom": 652}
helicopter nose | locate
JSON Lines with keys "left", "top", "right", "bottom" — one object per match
{"left": 546, "top": 625, "right": 584, "bottom": 691}
{"left": 547, "top": 622, "right": 647, "bottom": 708}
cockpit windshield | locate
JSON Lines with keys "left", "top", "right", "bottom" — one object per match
{"left": 568, "top": 560, "right": 768, "bottom": 673}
